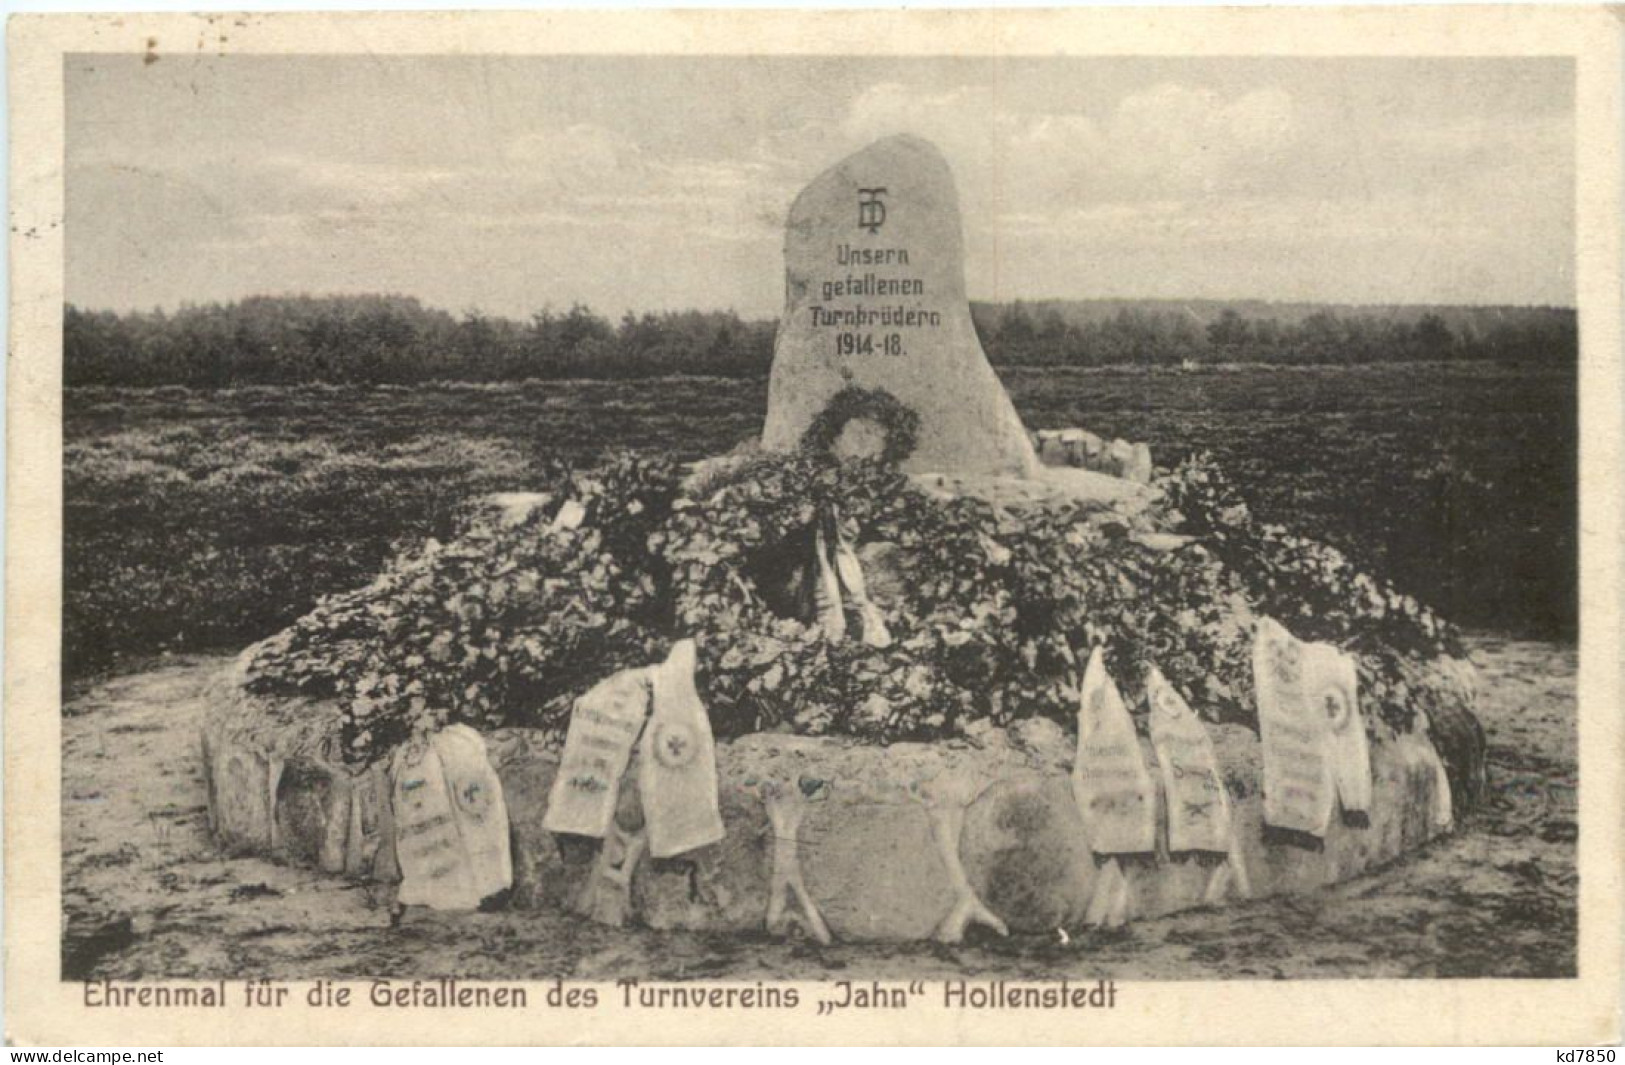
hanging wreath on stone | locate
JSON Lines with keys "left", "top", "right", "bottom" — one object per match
{"left": 799, "top": 385, "right": 922, "bottom": 467}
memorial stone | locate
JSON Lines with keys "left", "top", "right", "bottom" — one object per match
{"left": 639, "top": 640, "right": 727, "bottom": 858}
{"left": 391, "top": 724, "right": 512, "bottom": 910}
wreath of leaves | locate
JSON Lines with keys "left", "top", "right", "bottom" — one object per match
{"left": 798, "top": 385, "right": 922, "bottom": 466}
{"left": 244, "top": 446, "right": 1469, "bottom": 764}
{"left": 655, "top": 451, "right": 1074, "bottom": 739}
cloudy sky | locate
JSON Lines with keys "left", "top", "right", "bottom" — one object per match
{"left": 66, "top": 55, "right": 1574, "bottom": 317}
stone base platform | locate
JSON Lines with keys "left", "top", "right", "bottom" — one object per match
{"left": 203, "top": 661, "right": 1465, "bottom": 943}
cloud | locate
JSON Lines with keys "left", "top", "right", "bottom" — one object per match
{"left": 264, "top": 156, "right": 461, "bottom": 206}
{"left": 502, "top": 123, "right": 644, "bottom": 190}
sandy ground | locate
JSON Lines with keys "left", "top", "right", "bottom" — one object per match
{"left": 61, "top": 636, "right": 1575, "bottom": 982}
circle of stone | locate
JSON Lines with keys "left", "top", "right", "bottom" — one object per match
{"left": 798, "top": 385, "right": 922, "bottom": 467}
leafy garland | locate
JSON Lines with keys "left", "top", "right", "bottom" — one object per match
{"left": 244, "top": 445, "right": 1467, "bottom": 764}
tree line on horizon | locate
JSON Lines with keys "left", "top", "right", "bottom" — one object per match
{"left": 62, "top": 294, "right": 1578, "bottom": 387}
